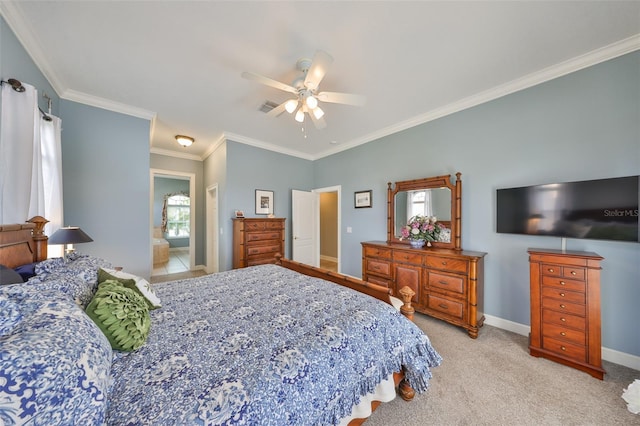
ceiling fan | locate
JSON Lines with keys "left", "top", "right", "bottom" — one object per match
{"left": 242, "top": 50, "right": 365, "bottom": 129}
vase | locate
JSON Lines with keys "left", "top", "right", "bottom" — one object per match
{"left": 409, "top": 239, "right": 426, "bottom": 248}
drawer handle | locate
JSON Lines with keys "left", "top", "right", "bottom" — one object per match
{"left": 438, "top": 304, "right": 448, "bottom": 310}
{"left": 560, "top": 304, "right": 566, "bottom": 309}
{"left": 559, "top": 293, "right": 565, "bottom": 297}
{"left": 560, "top": 332, "right": 566, "bottom": 336}
{"left": 570, "top": 271, "right": 577, "bottom": 276}
{"left": 404, "top": 255, "right": 409, "bottom": 260}
{"left": 560, "top": 281, "right": 565, "bottom": 286}
{"left": 372, "top": 265, "right": 380, "bottom": 270}
{"left": 548, "top": 268, "right": 554, "bottom": 273}
{"left": 438, "top": 280, "right": 448, "bottom": 285}
{"left": 441, "top": 261, "right": 447, "bottom": 266}
{"left": 561, "top": 346, "right": 566, "bottom": 351}
{"left": 560, "top": 317, "right": 566, "bottom": 322}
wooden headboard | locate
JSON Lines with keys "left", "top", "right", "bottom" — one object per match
{"left": 0, "top": 216, "right": 49, "bottom": 268}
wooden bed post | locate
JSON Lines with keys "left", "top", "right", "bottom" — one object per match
{"left": 27, "top": 216, "right": 49, "bottom": 262}
{"left": 398, "top": 286, "right": 415, "bottom": 322}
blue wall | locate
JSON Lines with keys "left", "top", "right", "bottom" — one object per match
{"left": 314, "top": 51, "right": 640, "bottom": 357}
{"left": 205, "top": 140, "right": 314, "bottom": 271}
{"left": 59, "top": 100, "right": 151, "bottom": 278}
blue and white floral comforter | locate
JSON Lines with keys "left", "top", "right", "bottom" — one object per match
{"left": 106, "top": 264, "right": 442, "bottom": 425}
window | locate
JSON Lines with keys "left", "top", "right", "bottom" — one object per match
{"left": 166, "top": 195, "right": 190, "bottom": 238}
{"left": 408, "top": 190, "right": 433, "bottom": 217}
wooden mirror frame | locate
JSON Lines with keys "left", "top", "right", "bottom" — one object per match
{"left": 387, "top": 172, "right": 462, "bottom": 250}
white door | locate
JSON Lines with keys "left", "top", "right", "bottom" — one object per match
{"left": 206, "top": 184, "right": 219, "bottom": 273}
{"left": 292, "top": 189, "right": 319, "bottom": 266}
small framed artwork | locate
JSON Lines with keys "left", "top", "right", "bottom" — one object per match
{"left": 255, "top": 190, "right": 274, "bottom": 215}
{"left": 234, "top": 210, "right": 244, "bottom": 218}
{"left": 354, "top": 190, "right": 372, "bottom": 208}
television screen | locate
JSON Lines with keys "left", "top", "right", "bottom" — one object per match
{"left": 496, "top": 176, "right": 639, "bottom": 242}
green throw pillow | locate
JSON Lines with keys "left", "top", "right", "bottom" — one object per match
{"left": 86, "top": 280, "right": 151, "bottom": 351}
{"left": 97, "top": 268, "right": 161, "bottom": 310}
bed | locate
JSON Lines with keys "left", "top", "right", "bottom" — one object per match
{"left": 0, "top": 218, "right": 442, "bottom": 425}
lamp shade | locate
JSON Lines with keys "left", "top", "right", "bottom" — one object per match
{"left": 49, "top": 227, "right": 93, "bottom": 245}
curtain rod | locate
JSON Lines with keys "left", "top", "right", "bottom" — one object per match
{"left": 1, "top": 77, "right": 53, "bottom": 121}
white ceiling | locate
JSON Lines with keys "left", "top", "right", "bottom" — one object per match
{"left": 2, "top": 1, "right": 639, "bottom": 161}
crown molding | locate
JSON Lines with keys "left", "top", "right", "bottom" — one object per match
{"left": 150, "top": 146, "right": 203, "bottom": 162}
{"left": 223, "top": 132, "right": 315, "bottom": 161}
{"left": 61, "top": 89, "right": 156, "bottom": 120}
{"left": 0, "top": 2, "right": 65, "bottom": 95}
{"left": 313, "top": 34, "right": 640, "bottom": 160}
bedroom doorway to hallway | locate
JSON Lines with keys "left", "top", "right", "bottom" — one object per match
{"left": 291, "top": 186, "right": 340, "bottom": 273}
{"left": 150, "top": 169, "right": 196, "bottom": 278}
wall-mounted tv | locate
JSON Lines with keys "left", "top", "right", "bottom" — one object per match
{"left": 496, "top": 176, "right": 639, "bottom": 243}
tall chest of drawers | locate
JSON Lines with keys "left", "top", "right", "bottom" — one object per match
{"left": 528, "top": 248, "right": 605, "bottom": 379}
{"left": 233, "top": 218, "right": 285, "bottom": 269}
{"left": 362, "top": 241, "right": 486, "bottom": 338}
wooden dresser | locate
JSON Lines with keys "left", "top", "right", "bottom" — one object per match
{"left": 362, "top": 241, "right": 486, "bottom": 338}
{"left": 232, "top": 218, "right": 285, "bottom": 269}
{"left": 528, "top": 248, "right": 605, "bottom": 379}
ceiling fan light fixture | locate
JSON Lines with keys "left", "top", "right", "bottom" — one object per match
{"left": 285, "top": 99, "right": 298, "bottom": 114}
{"left": 305, "top": 94, "right": 318, "bottom": 109}
{"left": 175, "top": 135, "right": 194, "bottom": 147}
{"left": 312, "top": 106, "right": 324, "bottom": 119}
{"left": 295, "top": 109, "right": 305, "bottom": 123}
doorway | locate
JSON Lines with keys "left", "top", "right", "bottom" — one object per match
{"left": 150, "top": 169, "right": 196, "bottom": 277}
{"left": 315, "top": 186, "right": 341, "bottom": 273}
{"left": 205, "top": 183, "right": 219, "bottom": 274}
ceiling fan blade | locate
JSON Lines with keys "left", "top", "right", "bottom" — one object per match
{"left": 267, "top": 102, "right": 287, "bottom": 117}
{"left": 241, "top": 71, "right": 297, "bottom": 94}
{"left": 316, "top": 91, "right": 366, "bottom": 106}
{"left": 304, "top": 50, "right": 333, "bottom": 91}
{"left": 309, "top": 111, "right": 327, "bottom": 129}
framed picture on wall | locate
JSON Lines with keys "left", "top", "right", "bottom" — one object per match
{"left": 354, "top": 190, "right": 372, "bottom": 208}
{"left": 255, "top": 190, "right": 274, "bottom": 215}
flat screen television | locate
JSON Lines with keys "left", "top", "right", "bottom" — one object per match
{"left": 496, "top": 176, "right": 639, "bottom": 243}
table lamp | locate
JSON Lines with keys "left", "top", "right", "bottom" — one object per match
{"left": 48, "top": 226, "right": 93, "bottom": 261}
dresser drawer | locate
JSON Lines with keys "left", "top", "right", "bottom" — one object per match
{"left": 541, "top": 263, "right": 586, "bottom": 281}
{"left": 246, "top": 231, "right": 282, "bottom": 242}
{"left": 244, "top": 222, "right": 266, "bottom": 231}
{"left": 542, "top": 336, "right": 586, "bottom": 362}
{"left": 542, "top": 322, "right": 586, "bottom": 346}
{"left": 427, "top": 271, "right": 465, "bottom": 295}
{"left": 393, "top": 250, "right": 423, "bottom": 265}
{"left": 427, "top": 294, "right": 464, "bottom": 320}
{"left": 541, "top": 276, "right": 585, "bottom": 293}
{"left": 247, "top": 244, "right": 281, "bottom": 257}
{"left": 541, "top": 287, "right": 585, "bottom": 304}
{"left": 366, "top": 275, "right": 391, "bottom": 288}
{"left": 364, "top": 246, "right": 391, "bottom": 259}
{"left": 542, "top": 309, "right": 586, "bottom": 331}
{"left": 265, "top": 221, "right": 284, "bottom": 230}
{"left": 541, "top": 297, "right": 586, "bottom": 316}
{"left": 247, "top": 257, "right": 278, "bottom": 267}
{"left": 425, "top": 256, "right": 468, "bottom": 273}
{"left": 365, "top": 258, "right": 391, "bottom": 277}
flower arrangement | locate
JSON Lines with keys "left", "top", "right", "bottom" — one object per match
{"left": 400, "top": 215, "right": 445, "bottom": 242}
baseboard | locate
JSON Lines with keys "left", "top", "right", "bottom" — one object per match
{"left": 320, "top": 255, "right": 338, "bottom": 263}
{"left": 484, "top": 314, "right": 640, "bottom": 371}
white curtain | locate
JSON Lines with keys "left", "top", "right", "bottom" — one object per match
{"left": 0, "top": 81, "right": 64, "bottom": 256}
{"left": 40, "top": 115, "right": 64, "bottom": 257}
{"left": 0, "top": 82, "right": 39, "bottom": 223}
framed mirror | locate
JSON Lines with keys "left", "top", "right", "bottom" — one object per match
{"left": 387, "top": 173, "right": 462, "bottom": 250}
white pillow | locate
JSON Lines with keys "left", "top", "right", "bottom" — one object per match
{"left": 102, "top": 268, "right": 162, "bottom": 309}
